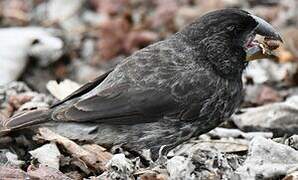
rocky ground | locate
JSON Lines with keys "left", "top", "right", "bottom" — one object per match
{"left": 0, "top": 0, "right": 298, "bottom": 179}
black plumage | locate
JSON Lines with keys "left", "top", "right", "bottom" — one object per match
{"left": 2, "top": 9, "right": 282, "bottom": 158}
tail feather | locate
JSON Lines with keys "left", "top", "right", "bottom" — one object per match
{"left": 2, "top": 109, "right": 51, "bottom": 130}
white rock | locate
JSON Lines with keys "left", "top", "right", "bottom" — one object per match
{"left": 0, "top": 27, "right": 63, "bottom": 85}
{"left": 46, "top": 79, "right": 81, "bottom": 100}
{"left": 208, "top": 127, "right": 273, "bottom": 140}
{"left": 47, "top": 0, "right": 85, "bottom": 23}
{"left": 100, "top": 154, "right": 134, "bottom": 180}
{"left": 236, "top": 136, "right": 298, "bottom": 179}
{"left": 167, "top": 156, "right": 196, "bottom": 180}
{"left": 244, "top": 59, "right": 298, "bottom": 84}
{"left": 232, "top": 95, "right": 298, "bottom": 134}
{"left": 29, "top": 143, "right": 61, "bottom": 169}
{"left": 5, "top": 152, "right": 24, "bottom": 166}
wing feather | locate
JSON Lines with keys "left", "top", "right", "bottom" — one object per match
{"left": 52, "top": 86, "right": 181, "bottom": 124}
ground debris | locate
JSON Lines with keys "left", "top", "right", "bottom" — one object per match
{"left": 29, "top": 143, "right": 61, "bottom": 169}
{"left": 167, "top": 149, "right": 243, "bottom": 180}
{"left": 35, "top": 127, "right": 112, "bottom": 173}
{"left": 232, "top": 95, "right": 298, "bottom": 136}
{"left": 5, "top": 151, "right": 24, "bottom": 167}
{"left": 283, "top": 171, "right": 298, "bottom": 180}
{"left": 46, "top": 79, "right": 81, "bottom": 100}
{"left": 208, "top": 127, "right": 273, "bottom": 140}
{"left": 96, "top": 154, "right": 134, "bottom": 180}
{"left": 27, "top": 165, "right": 72, "bottom": 180}
{"left": 137, "top": 169, "right": 169, "bottom": 180}
{"left": 170, "top": 139, "right": 248, "bottom": 154}
{"left": 285, "top": 135, "right": 298, "bottom": 150}
{"left": 0, "top": 27, "right": 63, "bottom": 85}
{"left": 0, "top": 82, "right": 54, "bottom": 121}
{"left": 0, "top": 166, "right": 30, "bottom": 180}
{"left": 236, "top": 136, "right": 298, "bottom": 179}
{"left": 244, "top": 59, "right": 298, "bottom": 84}
{"left": 244, "top": 84, "right": 283, "bottom": 106}
{"left": 166, "top": 155, "right": 196, "bottom": 179}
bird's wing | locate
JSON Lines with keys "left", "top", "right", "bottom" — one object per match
{"left": 52, "top": 42, "right": 186, "bottom": 124}
{"left": 52, "top": 69, "right": 218, "bottom": 125}
{"left": 2, "top": 70, "right": 114, "bottom": 130}
{"left": 51, "top": 69, "right": 113, "bottom": 108}
{"left": 52, "top": 84, "right": 181, "bottom": 124}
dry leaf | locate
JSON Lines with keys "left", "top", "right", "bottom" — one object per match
{"left": 36, "top": 127, "right": 112, "bottom": 172}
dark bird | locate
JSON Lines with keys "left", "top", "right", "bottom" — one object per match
{"left": 2, "top": 9, "right": 282, "bottom": 159}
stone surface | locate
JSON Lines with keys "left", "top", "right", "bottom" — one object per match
{"left": 237, "top": 137, "right": 298, "bottom": 179}
{"left": 232, "top": 96, "right": 298, "bottom": 136}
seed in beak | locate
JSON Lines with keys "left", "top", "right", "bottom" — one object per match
{"left": 264, "top": 38, "right": 281, "bottom": 50}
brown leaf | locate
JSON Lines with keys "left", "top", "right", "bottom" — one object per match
{"left": 283, "top": 171, "right": 298, "bottom": 180}
{"left": 0, "top": 166, "right": 29, "bottom": 180}
{"left": 97, "top": 14, "right": 158, "bottom": 61}
{"left": 244, "top": 85, "right": 282, "bottom": 106}
{"left": 90, "top": 0, "right": 130, "bottom": 15}
{"left": 8, "top": 93, "right": 33, "bottom": 109}
{"left": 257, "top": 85, "right": 283, "bottom": 105}
{"left": 150, "top": 0, "right": 179, "bottom": 30}
{"left": 252, "top": 6, "right": 281, "bottom": 23}
{"left": 277, "top": 47, "right": 295, "bottom": 63}
{"left": 64, "top": 171, "right": 83, "bottom": 180}
{"left": 97, "top": 15, "right": 131, "bottom": 61}
{"left": 140, "top": 172, "right": 168, "bottom": 180}
{"left": 27, "top": 165, "right": 71, "bottom": 180}
{"left": 124, "top": 30, "right": 159, "bottom": 54}
{"left": 277, "top": 27, "right": 298, "bottom": 62}
{"left": 0, "top": 0, "right": 30, "bottom": 25}
{"left": 82, "top": 144, "right": 113, "bottom": 171}
{"left": 0, "top": 103, "right": 14, "bottom": 119}
{"left": 36, "top": 128, "right": 112, "bottom": 172}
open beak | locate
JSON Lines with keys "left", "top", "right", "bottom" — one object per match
{"left": 245, "top": 15, "right": 283, "bottom": 61}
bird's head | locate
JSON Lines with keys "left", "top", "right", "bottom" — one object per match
{"left": 180, "top": 9, "right": 283, "bottom": 70}
{"left": 207, "top": 9, "right": 283, "bottom": 61}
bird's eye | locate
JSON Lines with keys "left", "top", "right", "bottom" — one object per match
{"left": 226, "top": 25, "right": 236, "bottom": 31}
